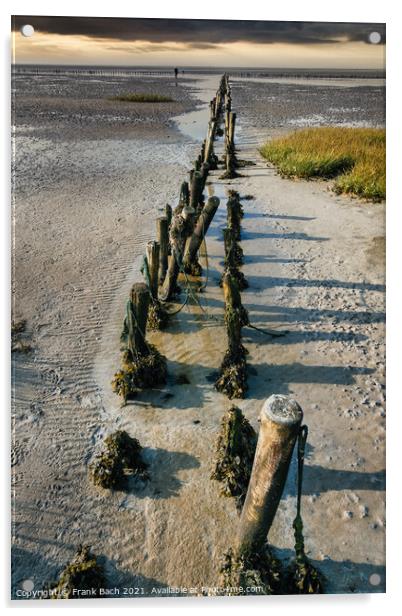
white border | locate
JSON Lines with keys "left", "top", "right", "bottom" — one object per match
{"left": 2, "top": 1, "right": 401, "bottom": 614}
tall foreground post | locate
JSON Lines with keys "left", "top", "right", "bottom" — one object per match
{"left": 236, "top": 394, "right": 303, "bottom": 556}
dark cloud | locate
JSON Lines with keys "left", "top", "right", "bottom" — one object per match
{"left": 11, "top": 16, "right": 386, "bottom": 46}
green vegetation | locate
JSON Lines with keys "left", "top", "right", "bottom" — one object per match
{"left": 211, "top": 406, "right": 257, "bottom": 511}
{"left": 89, "top": 430, "right": 149, "bottom": 489}
{"left": 111, "top": 93, "right": 174, "bottom": 103}
{"left": 260, "top": 127, "right": 385, "bottom": 202}
{"left": 49, "top": 545, "right": 105, "bottom": 599}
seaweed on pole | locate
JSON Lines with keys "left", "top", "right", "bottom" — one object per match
{"left": 141, "top": 244, "right": 168, "bottom": 331}
{"left": 226, "top": 193, "right": 242, "bottom": 242}
{"left": 220, "top": 544, "right": 282, "bottom": 596}
{"left": 214, "top": 344, "right": 248, "bottom": 400}
{"left": 211, "top": 406, "right": 257, "bottom": 511}
{"left": 89, "top": 430, "right": 149, "bottom": 490}
{"left": 160, "top": 204, "right": 195, "bottom": 301}
{"left": 215, "top": 273, "right": 248, "bottom": 399}
{"left": 220, "top": 228, "right": 248, "bottom": 289}
{"left": 227, "top": 189, "right": 244, "bottom": 218}
{"left": 112, "top": 283, "right": 167, "bottom": 401}
{"left": 284, "top": 426, "right": 324, "bottom": 594}
{"left": 48, "top": 545, "right": 105, "bottom": 599}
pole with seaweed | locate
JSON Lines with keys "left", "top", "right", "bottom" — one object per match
{"left": 112, "top": 282, "right": 167, "bottom": 401}
{"left": 183, "top": 196, "right": 220, "bottom": 275}
{"left": 215, "top": 272, "right": 248, "bottom": 399}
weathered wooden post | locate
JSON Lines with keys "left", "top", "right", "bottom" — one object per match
{"left": 236, "top": 395, "right": 303, "bottom": 556}
{"left": 112, "top": 282, "right": 167, "bottom": 400}
{"left": 214, "top": 93, "right": 221, "bottom": 118}
{"left": 210, "top": 98, "right": 216, "bottom": 121}
{"left": 189, "top": 171, "right": 203, "bottom": 214}
{"left": 229, "top": 111, "right": 236, "bottom": 148}
{"left": 215, "top": 272, "right": 248, "bottom": 399}
{"left": 204, "top": 120, "right": 217, "bottom": 164}
{"left": 183, "top": 196, "right": 220, "bottom": 275}
{"left": 165, "top": 203, "right": 172, "bottom": 227}
{"left": 200, "top": 162, "right": 210, "bottom": 192}
{"left": 144, "top": 240, "right": 167, "bottom": 330}
{"left": 201, "top": 140, "right": 206, "bottom": 162}
{"left": 178, "top": 180, "right": 190, "bottom": 213}
{"left": 227, "top": 195, "right": 241, "bottom": 241}
{"left": 219, "top": 396, "right": 315, "bottom": 596}
{"left": 156, "top": 217, "right": 169, "bottom": 284}
{"left": 145, "top": 241, "right": 159, "bottom": 299}
{"left": 222, "top": 267, "right": 248, "bottom": 327}
{"left": 127, "top": 282, "right": 150, "bottom": 357}
{"left": 160, "top": 206, "right": 194, "bottom": 301}
{"left": 210, "top": 405, "right": 257, "bottom": 511}
{"left": 225, "top": 110, "right": 230, "bottom": 141}
{"left": 221, "top": 228, "right": 247, "bottom": 287}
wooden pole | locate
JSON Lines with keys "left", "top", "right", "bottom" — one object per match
{"left": 189, "top": 171, "right": 203, "bottom": 213}
{"left": 179, "top": 181, "right": 190, "bottom": 210}
{"left": 229, "top": 112, "right": 236, "bottom": 147}
{"left": 223, "top": 227, "right": 237, "bottom": 269}
{"left": 200, "top": 162, "right": 210, "bottom": 191}
{"left": 225, "top": 110, "right": 230, "bottom": 139}
{"left": 128, "top": 283, "right": 150, "bottom": 357}
{"left": 183, "top": 196, "right": 220, "bottom": 268}
{"left": 161, "top": 211, "right": 191, "bottom": 301}
{"left": 156, "top": 217, "right": 168, "bottom": 284}
{"left": 222, "top": 270, "right": 242, "bottom": 315}
{"left": 236, "top": 395, "right": 303, "bottom": 556}
{"left": 146, "top": 241, "right": 160, "bottom": 299}
{"left": 204, "top": 121, "right": 216, "bottom": 163}
{"left": 165, "top": 204, "right": 172, "bottom": 228}
{"left": 222, "top": 273, "right": 242, "bottom": 356}
{"left": 227, "top": 196, "right": 241, "bottom": 240}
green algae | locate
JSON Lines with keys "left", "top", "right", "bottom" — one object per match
{"left": 48, "top": 545, "right": 105, "bottom": 599}
{"left": 211, "top": 406, "right": 257, "bottom": 511}
{"left": 89, "top": 430, "right": 149, "bottom": 490}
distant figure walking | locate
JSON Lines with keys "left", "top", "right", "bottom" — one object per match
{"left": 174, "top": 67, "right": 178, "bottom": 80}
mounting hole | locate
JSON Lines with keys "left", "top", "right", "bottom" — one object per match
{"left": 21, "top": 24, "right": 34, "bottom": 37}
{"left": 369, "top": 573, "right": 381, "bottom": 586}
{"left": 22, "top": 579, "right": 34, "bottom": 591}
{"left": 369, "top": 32, "right": 381, "bottom": 44}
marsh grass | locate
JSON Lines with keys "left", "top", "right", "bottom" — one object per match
{"left": 260, "top": 127, "right": 385, "bottom": 202}
{"left": 111, "top": 93, "right": 174, "bottom": 103}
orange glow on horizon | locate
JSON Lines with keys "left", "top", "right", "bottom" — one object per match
{"left": 12, "top": 31, "right": 385, "bottom": 69}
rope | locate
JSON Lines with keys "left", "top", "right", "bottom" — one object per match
{"left": 293, "top": 425, "right": 309, "bottom": 560}
{"left": 246, "top": 323, "right": 287, "bottom": 338}
{"left": 162, "top": 289, "right": 190, "bottom": 316}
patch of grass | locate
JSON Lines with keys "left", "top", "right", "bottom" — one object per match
{"left": 260, "top": 127, "right": 385, "bottom": 202}
{"left": 111, "top": 93, "right": 174, "bottom": 103}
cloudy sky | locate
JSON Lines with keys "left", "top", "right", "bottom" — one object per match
{"left": 12, "top": 16, "right": 385, "bottom": 68}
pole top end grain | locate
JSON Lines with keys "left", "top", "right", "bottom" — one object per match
{"left": 262, "top": 394, "right": 303, "bottom": 427}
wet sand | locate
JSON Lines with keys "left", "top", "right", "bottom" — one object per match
{"left": 11, "top": 71, "right": 385, "bottom": 597}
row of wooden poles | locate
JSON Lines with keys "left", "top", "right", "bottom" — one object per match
{"left": 111, "top": 74, "right": 230, "bottom": 401}
{"left": 110, "top": 74, "right": 319, "bottom": 590}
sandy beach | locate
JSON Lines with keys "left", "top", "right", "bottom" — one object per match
{"left": 11, "top": 69, "right": 385, "bottom": 597}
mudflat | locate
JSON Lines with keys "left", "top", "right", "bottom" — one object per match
{"left": 12, "top": 70, "right": 385, "bottom": 596}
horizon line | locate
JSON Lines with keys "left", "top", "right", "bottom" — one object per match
{"left": 12, "top": 62, "right": 385, "bottom": 71}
